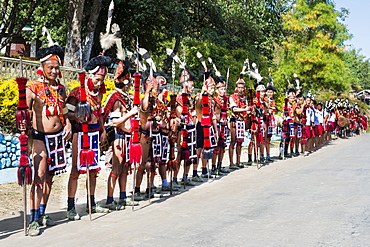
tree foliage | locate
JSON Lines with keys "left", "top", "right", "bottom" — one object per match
{"left": 0, "top": 0, "right": 40, "bottom": 54}
{"left": 343, "top": 49, "right": 370, "bottom": 91}
{"left": 273, "top": 0, "right": 352, "bottom": 95}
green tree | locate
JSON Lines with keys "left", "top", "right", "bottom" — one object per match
{"left": 0, "top": 0, "right": 41, "bottom": 55}
{"left": 344, "top": 48, "right": 370, "bottom": 91}
{"left": 273, "top": 0, "right": 352, "bottom": 95}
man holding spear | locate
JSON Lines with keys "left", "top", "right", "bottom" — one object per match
{"left": 66, "top": 55, "right": 111, "bottom": 220}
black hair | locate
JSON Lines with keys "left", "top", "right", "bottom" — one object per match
{"left": 85, "top": 56, "right": 112, "bottom": 71}
{"left": 178, "top": 67, "right": 198, "bottom": 81}
{"left": 36, "top": 45, "right": 64, "bottom": 61}
{"left": 266, "top": 85, "right": 276, "bottom": 92}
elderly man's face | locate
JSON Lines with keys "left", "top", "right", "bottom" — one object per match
{"left": 92, "top": 75, "right": 105, "bottom": 90}
{"left": 42, "top": 59, "right": 60, "bottom": 82}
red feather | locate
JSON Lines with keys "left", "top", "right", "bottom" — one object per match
{"left": 201, "top": 115, "right": 211, "bottom": 126}
{"left": 25, "top": 166, "right": 32, "bottom": 185}
{"left": 129, "top": 143, "right": 142, "bottom": 164}
{"left": 80, "top": 149, "right": 96, "bottom": 166}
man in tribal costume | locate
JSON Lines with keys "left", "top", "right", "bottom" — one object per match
{"left": 133, "top": 70, "right": 178, "bottom": 199}
{"left": 303, "top": 94, "right": 315, "bottom": 155}
{"left": 66, "top": 55, "right": 111, "bottom": 220}
{"left": 263, "top": 83, "right": 277, "bottom": 162}
{"left": 26, "top": 45, "right": 72, "bottom": 236}
{"left": 210, "top": 76, "right": 230, "bottom": 175}
{"left": 278, "top": 88, "right": 296, "bottom": 159}
{"left": 102, "top": 59, "right": 139, "bottom": 209}
{"left": 195, "top": 71, "right": 218, "bottom": 179}
{"left": 229, "top": 79, "right": 250, "bottom": 168}
{"left": 292, "top": 92, "right": 303, "bottom": 156}
{"left": 250, "top": 83, "right": 266, "bottom": 163}
{"left": 174, "top": 67, "right": 201, "bottom": 185}
{"left": 314, "top": 101, "right": 325, "bottom": 149}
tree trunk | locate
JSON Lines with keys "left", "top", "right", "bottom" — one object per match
{"left": 64, "top": 0, "right": 86, "bottom": 68}
{"left": 82, "top": 0, "right": 104, "bottom": 67}
{"left": 0, "top": 0, "right": 39, "bottom": 54}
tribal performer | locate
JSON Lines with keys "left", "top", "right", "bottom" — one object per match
{"left": 292, "top": 92, "right": 304, "bottom": 156}
{"left": 229, "top": 78, "right": 250, "bottom": 168}
{"left": 278, "top": 88, "right": 296, "bottom": 159}
{"left": 195, "top": 70, "right": 218, "bottom": 178}
{"left": 315, "top": 101, "right": 325, "bottom": 149}
{"left": 263, "top": 81, "right": 277, "bottom": 162}
{"left": 102, "top": 59, "right": 139, "bottom": 209}
{"left": 174, "top": 67, "right": 201, "bottom": 186}
{"left": 210, "top": 75, "right": 230, "bottom": 175}
{"left": 26, "top": 45, "right": 71, "bottom": 236}
{"left": 302, "top": 92, "right": 315, "bottom": 155}
{"left": 133, "top": 70, "right": 167, "bottom": 199}
{"left": 66, "top": 55, "right": 111, "bottom": 220}
{"left": 250, "top": 83, "right": 267, "bottom": 163}
{"left": 151, "top": 71, "right": 178, "bottom": 192}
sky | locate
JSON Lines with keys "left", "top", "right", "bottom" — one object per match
{"left": 334, "top": 0, "right": 370, "bottom": 59}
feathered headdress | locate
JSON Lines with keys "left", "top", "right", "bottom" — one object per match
{"left": 84, "top": 55, "right": 112, "bottom": 75}
{"left": 114, "top": 58, "right": 132, "bottom": 86}
{"left": 247, "top": 62, "right": 263, "bottom": 83}
{"left": 36, "top": 27, "right": 64, "bottom": 77}
{"left": 138, "top": 48, "right": 156, "bottom": 72}
{"left": 286, "top": 88, "right": 296, "bottom": 97}
{"left": 36, "top": 44, "right": 64, "bottom": 64}
{"left": 166, "top": 48, "right": 186, "bottom": 68}
{"left": 99, "top": 0, "right": 120, "bottom": 53}
{"left": 293, "top": 73, "right": 301, "bottom": 90}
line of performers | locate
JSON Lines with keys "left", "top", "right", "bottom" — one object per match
{"left": 20, "top": 44, "right": 368, "bottom": 236}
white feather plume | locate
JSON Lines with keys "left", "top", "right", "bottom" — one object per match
{"left": 42, "top": 26, "right": 57, "bottom": 46}
{"left": 138, "top": 47, "right": 156, "bottom": 72}
{"left": 247, "top": 70, "right": 263, "bottom": 82}
{"left": 208, "top": 57, "right": 221, "bottom": 77}
{"left": 196, "top": 52, "right": 207, "bottom": 70}
{"left": 166, "top": 48, "right": 185, "bottom": 68}
{"left": 241, "top": 59, "right": 249, "bottom": 74}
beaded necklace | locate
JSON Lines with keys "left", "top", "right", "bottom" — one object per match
{"left": 86, "top": 87, "right": 102, "bottom": 118}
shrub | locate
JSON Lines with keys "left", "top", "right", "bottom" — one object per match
{"left": 0, "top": 78, "right": 18, "bottom": 133}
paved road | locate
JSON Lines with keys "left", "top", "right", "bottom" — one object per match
{"left": 1, "top": 134, "right": 370, "bottom": 246}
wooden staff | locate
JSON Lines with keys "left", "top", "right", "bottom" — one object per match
{"left": 16, "top": 57, "right": 32, "bottom": 235}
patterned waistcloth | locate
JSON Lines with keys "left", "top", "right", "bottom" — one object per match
{"left": 44, "top": 131, "right": 67, "bottom": 176}
{"left": 77, "top": 123, "right": 101, "bottom": 174}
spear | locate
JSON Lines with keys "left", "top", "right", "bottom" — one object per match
{"left": 172, "top": 60, "right": 175, "bottom": 92}
{"left": 226, "top": 68, "right": 230, "bottom": 93}
{"left": 129, "top": 36, "right": 142, "bottom": 211}
{"left": 197, "top": 52, "right": 212, "bottom": 180}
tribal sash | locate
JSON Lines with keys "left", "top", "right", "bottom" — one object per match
{"left": 209, "top": 125, "right": 217, "bottom": 148}
{"left": 161, "top": 132, "right": 169, "bottom": 162}
{"left": 236, "top": 120, "right": 245, "bottom": 142}
{"left": 151, "top": 131, "right": 162, "bottom": 163}
{"left": 288, "top": 119, "right": 295, "bottom": 138}
{"left": 77, "top": 130, "right": 100, "bottom": 173}
{"left": 297, "top": 124, "right": 302, "bottom": 138}
{"left": 45, "top": 131, "right": 67, "bottom": 175}
{"left": 187, "top": 125, "right": 197, "bottom": 159}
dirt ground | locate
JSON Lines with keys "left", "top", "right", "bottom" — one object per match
{"left": 0, "top": 145, "right": 281, "bottom": 218}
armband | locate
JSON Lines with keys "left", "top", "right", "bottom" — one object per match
{"left": 62, "top": 107, "right": 69, "bottom": 115}
{"left": 66, "top": 103, "right": 76, "bottom": 112}
{"left": 110, "top": 112, "right": 121, "bottom": 118}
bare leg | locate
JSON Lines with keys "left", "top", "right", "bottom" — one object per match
{"left": 229, "top": 125, "right": 236, "bottom": 165}
{"left": 236, "top": 144, "right": 242, "bottom": 164}
{"left": 30, "top": 139, "right": 47, "bottom": 217}
{"left": 68, "top": 134, "right": 80, "bottom": 198}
